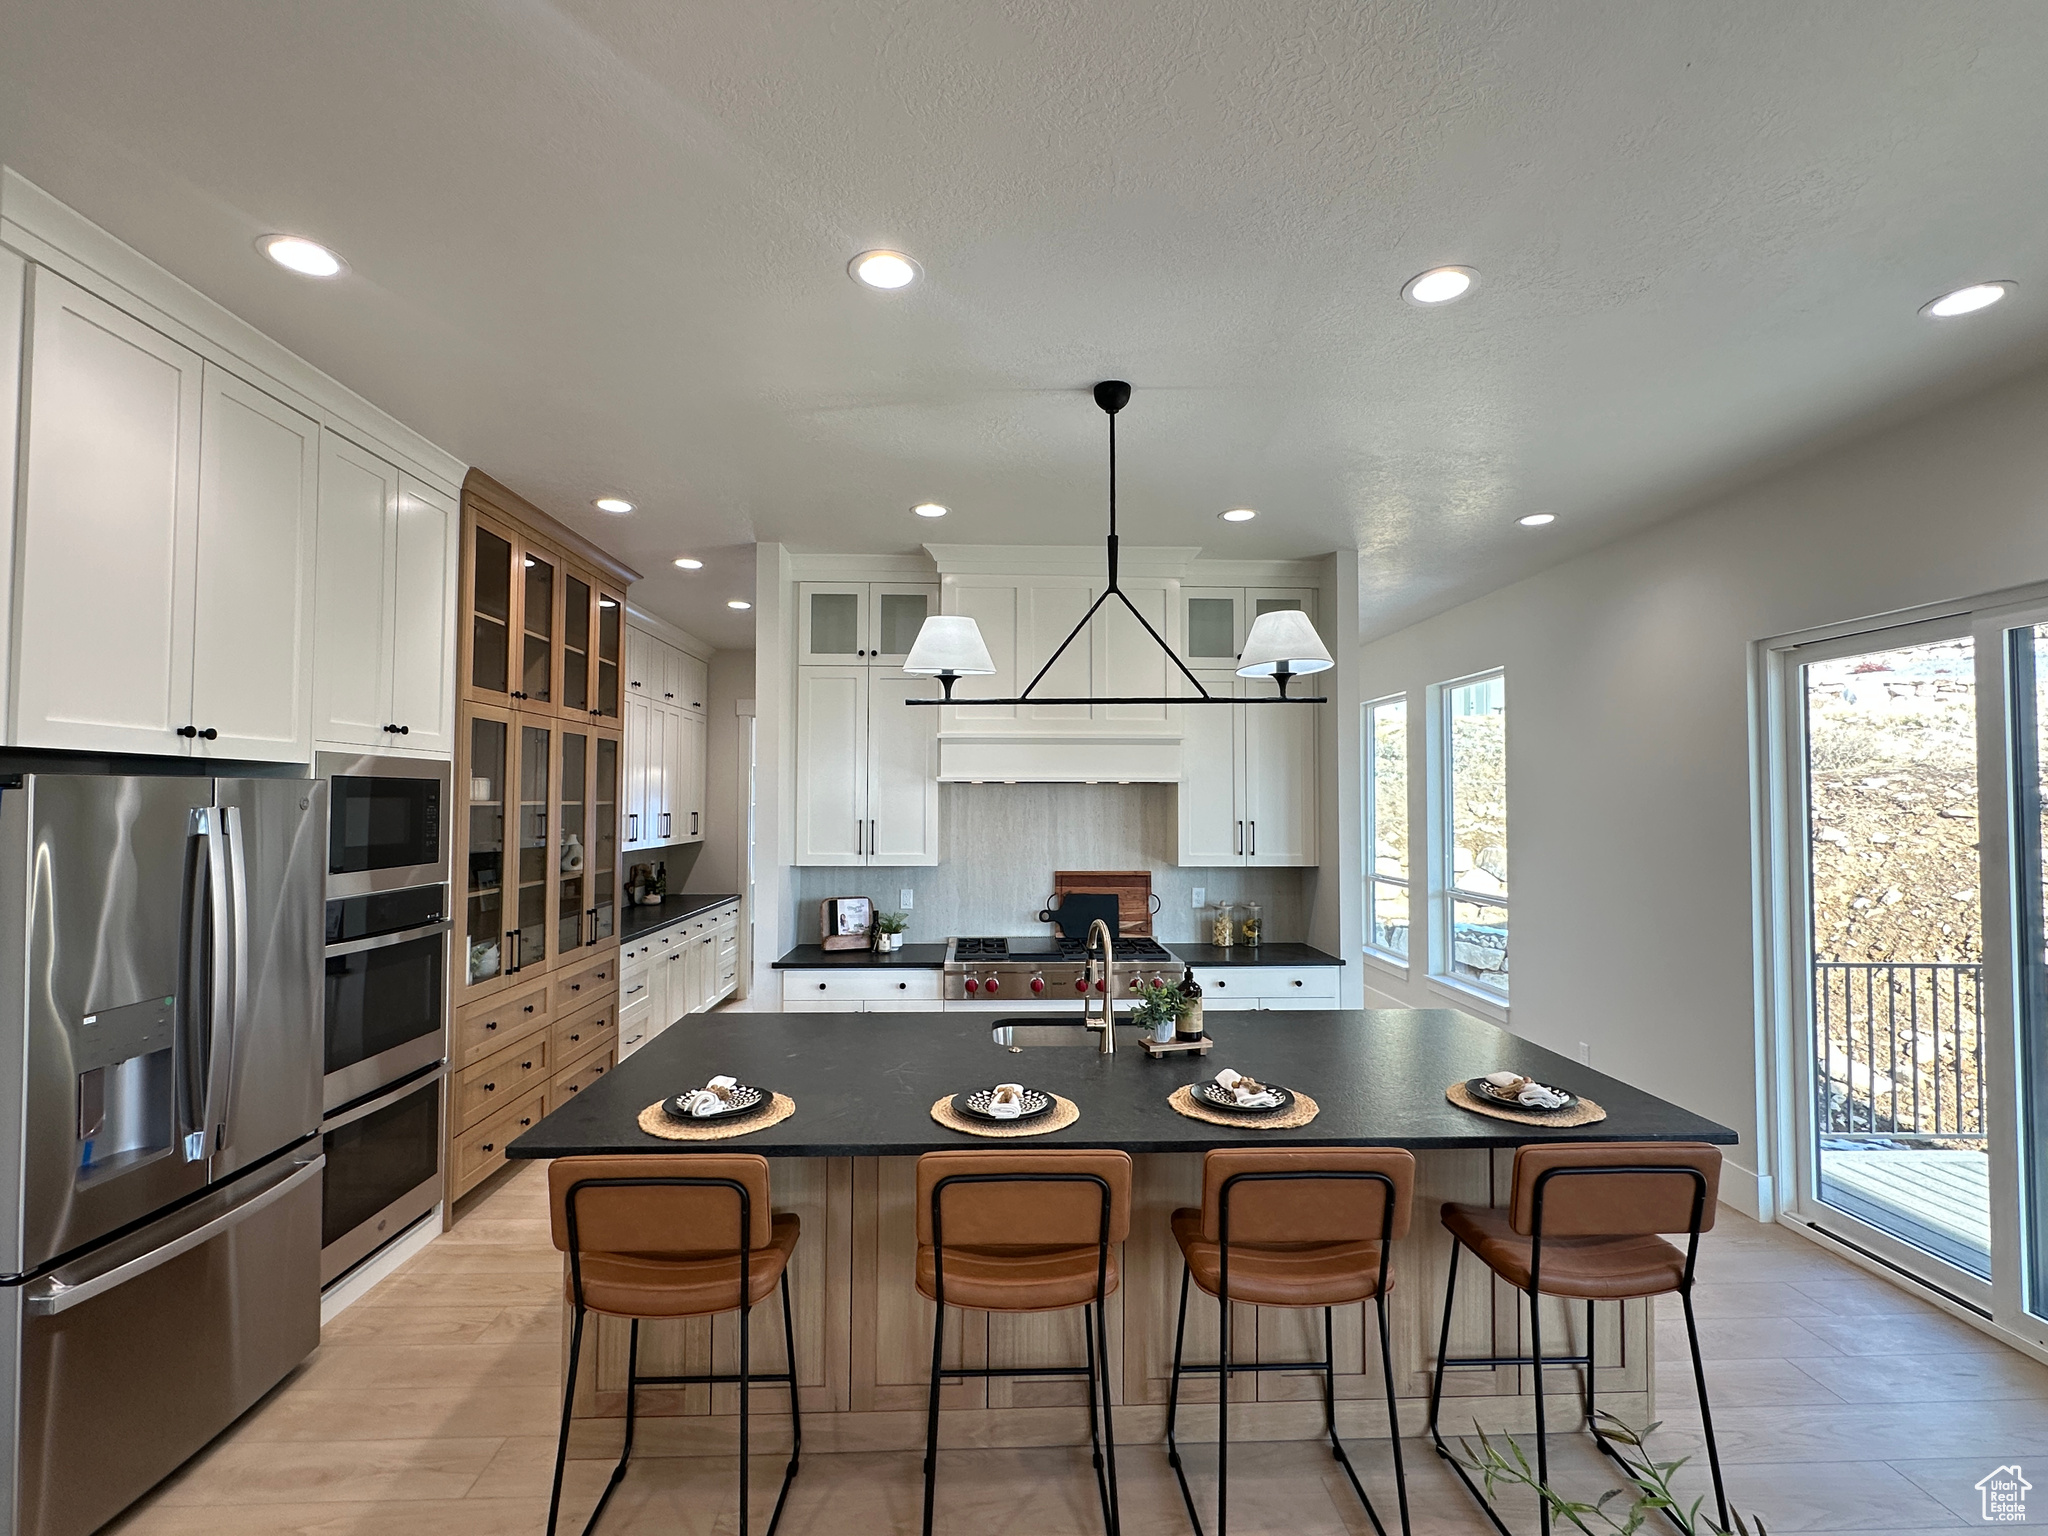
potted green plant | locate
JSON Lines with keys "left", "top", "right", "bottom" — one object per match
{"left": 873, "top": 911, "right": 909, "bottom": 952}
{"left": 1131, "top": 976, "right": 1188, "bottom": 1044}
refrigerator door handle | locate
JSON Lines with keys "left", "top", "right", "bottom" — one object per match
{"left": 24, "top": 1154, "right": 324, "bottom": 1316}
{"left": 218, "top": 802, "right": 250, "bottom": 1155}
{"left": 177, "top": 815, "right": 211, "bottom": 1160}
{"left": 193, "top": 805, "right": 242, "bottom": 1161}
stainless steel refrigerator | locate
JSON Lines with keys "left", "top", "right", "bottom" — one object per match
{"left": 0, "top": 773, "right": 326, "bottom": 1536}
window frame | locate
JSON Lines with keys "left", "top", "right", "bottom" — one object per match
{"left": 1362, "top": 693, "right": 1412, "bottom": 968}
{"left": 1430, "top": 668, "right": 1510, "bottom": 1011}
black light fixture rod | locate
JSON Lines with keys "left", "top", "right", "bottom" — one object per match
{"left": 907, "top": 695, "right": 1326, "bottom": 707}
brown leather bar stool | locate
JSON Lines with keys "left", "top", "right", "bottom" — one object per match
{"left": 1426, "top": 1142, "right": 1727, "bottom": 1536}
{"left": 915, "top": 1148, "right": 1133, "bottom": 1536}
{"left": 1164, "top": 1149, "right": 1416, "bottom": 1536}
{"left": 546, "top": 1155, "right": 803, "bottom": 1536}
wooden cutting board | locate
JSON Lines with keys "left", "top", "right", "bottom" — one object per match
{"left": 1053, "top": 870, "right": 1153, "bottom": 937}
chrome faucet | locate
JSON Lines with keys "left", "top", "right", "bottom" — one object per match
{"left": 1085, "top": 917, "right": 1116, "bottom": 1054}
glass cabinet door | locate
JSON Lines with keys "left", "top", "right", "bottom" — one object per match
{"left": 520, "top": 550, "right": 556, "bottom": 707}
{"left": 467, "top": 518, "right": 517, "bottom": 703}
{"left": 800, "top": 584, "right": 865, "bottom": 660}
{"left": 870, "top": 584, "right": 937, "bottom": 666}
{"left": 513, "top": 720, "right": 552, "bottom": 973}
{"left": 462, "top": 710, "right": 510, "bottom": 992}
{"left": 557, "top": 730, "right": 588, "bottom": 954}
{"left": 1182, "top": 588, "right": 1240, "bottom": 664}
{"left": 595, "top": 590, "right": 622, "bottom": 719}
{"left": 592, "top": 734, "right": 618, "bottom": 943}
{"left": 561, "top": 573, "right": 592, "bottom": 717}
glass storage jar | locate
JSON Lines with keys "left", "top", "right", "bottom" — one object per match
{"left": 1239, "top": 902, "right": 1262, "bottom": 947}
{"left": 1210, "top": 902, "right": 1235, "bottom": 948}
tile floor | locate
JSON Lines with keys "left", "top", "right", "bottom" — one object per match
{"left": 100, "top": 1162, "right": 2048, "bottom": 1535}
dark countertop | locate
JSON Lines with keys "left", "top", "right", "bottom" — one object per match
{"left": 620, "top": 893, "right": 739, "bottom": 944}
{"left": 508, "top": 1009, "right": 1736, "bottom": 1159}
{"left": 1171, "top": 943, "right": 1344, "bottom": 968}
{"left": 773, "top": 943, "right": 950, "bottom": 969}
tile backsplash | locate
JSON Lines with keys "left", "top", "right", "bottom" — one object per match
{"left": 791, "top": 783, "right": 1310, "bottom": 944}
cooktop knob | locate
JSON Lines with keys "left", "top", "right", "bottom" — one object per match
{"left": 984, "top": 974, "right": 1001, "bottom": 994}
{"left": 1030, "top": 975, "right": 1045, "bottom": 994}
{"left": 1094, "top": 977, "right": 1107, "bottom": 993}
{"left": 1073, "top": 977, "right": 1088, "bottom": 993}
{"left": 964, "top": 976, "right": 979, "bottom": 993}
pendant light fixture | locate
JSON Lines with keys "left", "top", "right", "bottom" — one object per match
{"left": 904, "top": 381, "right": 1330, "bottom": 707}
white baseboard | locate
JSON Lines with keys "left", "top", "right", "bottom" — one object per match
{"left": 319, "top": 1206, "right": 442, "bottom": 1326}
{"left": 1715, "top": 1160, "right": 1769, "bottom": 1222}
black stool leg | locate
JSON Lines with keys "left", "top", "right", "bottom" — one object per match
{"left": 1681, "top": 1284, "right": 1731, "bottom": 1531}
{"left": 546, "top": 1305, "right": 586, "bottom": 1536}
{"left": 576, "top": 1316, "right": 638, "bottom": 1536}
{"left": 1084, "top": 1303, "right": 1111, "bottom": 1532}
{"left": 1426, "top": 1241, "right": 1459, "bottom": 1453}
{"left": 1165, "top": 1265, "right": 1203, "bottom": 1534}
{"left": 1528, "top": 1289, "right": 1550, "bottom": 1536}
{"left": 1376, "top": 1292, "right": 1411, "bottom": 1536}
{"left": 765, "top": 1269, "right": 802, "bottom": 1536}
{"left": 1217, "top": 1283, "right": 1230, "bottom": 1536}
{"left": 1095, "top": 1297, "right": 1123, "bottom": 1536}
{"left": 921, "top": 1302, "right": 945, "bottom": 1536}
{"left": 739, "top": 1301, "right": 751, "bottom": 1536}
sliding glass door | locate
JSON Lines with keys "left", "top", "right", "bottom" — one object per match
{"left": 1773, "top": 591, "right": 2048, "bottom": 1342}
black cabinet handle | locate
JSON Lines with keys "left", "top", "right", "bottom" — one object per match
{"left": 482, "top": 1142, "right": 496, "bottom": 1154}
{"left": 177, "top": 726, "right": 197, "bottom": 738}
{"left": 485, "top": 1020, "right": 498, "bottom": 1033}
{"left": 1292, "top": 979, "right": 1303, "bottom": 987}
{"left": 818, "top": 983, "right": 827, "bottom": 991}
{"left": 664, "top": 692, "right": 673, "bottom": 699}
{"left": 483, "top": 1082, "right": 496, "bottom": 1092}
{"left": 199, "top": 728, "right": 217, "bottom": 740}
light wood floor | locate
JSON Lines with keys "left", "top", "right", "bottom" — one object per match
{"left": 100, "top": 1161, "right": 2048, "bottom": 1535}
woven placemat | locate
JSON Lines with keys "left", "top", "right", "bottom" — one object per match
{"left": 1446, "top": 1082, "right": 1607, "bottom": 1127}
{"left": 929, "top": 1094, "right": 1080, "bottom": 1138}
{"left": 1168, "top": 1083, "right": 1321, "bottom": 1129}
{"left": 637, "top": 1093, "right": 797, "bottom": 1141}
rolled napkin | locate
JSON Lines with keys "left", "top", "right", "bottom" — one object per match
{"left": 678, "top": 1074, "right": 741, "bottom": 1118}
{"left": 1213, "top": 1067, "right": 1282, "bottom": 1109}
{"left": 1482, "top": 1070, "right": 1568, "bottom": 1110}
{"left": 986, "top": 1082, "right": 1026, "bottom": 1120}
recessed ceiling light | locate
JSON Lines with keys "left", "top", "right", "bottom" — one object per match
{"left": 912, "top": 502, "right": 949, "bottom": 518}
{"left": 1401, "top": 266, "right": 1478, "bottom": 306}
{"left": 593, "top": 496, "right": 634, "bottom": 514}
{"left": 1219, "top": 508, "right": 1258, "bottom": 523}
{"left": 727, "top": 599, "right": 752, "bottom": 610}
{"left": 258, "top": 234, "right": 345, "bottom": 278}
{"left": 850, "top": 250, "right": 920, "bottom": 290}
{"left": 673, "top": 557, "right": 703, "bottom": 570}
{"left": 1518, "top": 512, "right": 1556, "bottom": 527}
{"left": 1921, "top": 281, "right": 2014, "bottom": 318}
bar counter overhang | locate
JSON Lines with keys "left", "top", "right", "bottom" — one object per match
{"left": 509, "top": 1010, "right": 1736, "bottom": 1457}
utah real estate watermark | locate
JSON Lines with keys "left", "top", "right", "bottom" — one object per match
{"left": 1979, "top": 1464, "right": 2031, "bottom": 1523}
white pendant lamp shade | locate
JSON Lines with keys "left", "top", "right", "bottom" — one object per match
{"left": 904, "top": 616, "right": 997, "bottom": 697}
{"left": 1237, "top": 610, "right": 1334, "bottom": 680}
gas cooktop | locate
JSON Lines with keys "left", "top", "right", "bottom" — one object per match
{"left": 949, "top": 935, "right": 1178, "bottom": 965}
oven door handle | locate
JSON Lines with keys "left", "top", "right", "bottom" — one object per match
{"left": 321, "top": 1066, "right": 447, "bottom": 1132}
{"left": 325, "top": 919, "right": 453, "bottom": 958}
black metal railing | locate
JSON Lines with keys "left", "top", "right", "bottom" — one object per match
{"left": 1814, "top": 961, "right": 1985, "bottom": 1141}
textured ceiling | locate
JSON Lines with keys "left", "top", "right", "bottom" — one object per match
{"left": 4, "top": 2, "right": 2047, "bottom": 647}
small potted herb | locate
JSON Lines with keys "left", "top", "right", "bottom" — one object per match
{"left": 1132, "top": 976, "right": 1188, "bottom": 1045}
{"left": 873, "top": 912, "right": 909, "bottom": 952}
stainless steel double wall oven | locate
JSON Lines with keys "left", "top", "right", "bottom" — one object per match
{"left": 317, "top": 753, "right": 452, "bottom": 1284}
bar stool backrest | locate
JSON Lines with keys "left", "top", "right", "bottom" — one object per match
{"left": 1508, "top": 1142, "right": 1721, "bottom": 1238}
{"left": 548, "top": 1153, "right": 776, "bottom": 1255}
{"left": 915, "top": 1149, "right": 1133, "bottom": 1247}
{"left": 1200, "top": 1148, "right": 1415, "bottom": 1244}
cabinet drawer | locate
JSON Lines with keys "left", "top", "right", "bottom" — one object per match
{"left": 782, "top": 969, "right": 940, "bottom": 1004}
{"left": 453, "top": 982, "right": 549, "bottom": 1069}
{"left": 549, "top": 1046, "right": 614, "bottom": 1110}
{"left": 453, "top": 1084, "right": 546, "bottom": 1189}
{"left": 551, "top": 954, "right": 616, "bottom": 1012}
{"left": 617, "top": 994, "right": 652, "bottom": 1059}
{"left": 620, "top": 937, "right": 658, "bottom": 967}
{"left": 618, "top": 968, "right": 655, "bottom": 1011}
{"left": 1254, "top": 967, "right": 1338, "bottom": 1001}
{"left": 553, "top": 995, "right": 617, "bottom": 1062}
{"left": 453, "top": 1035, "right": 552, "bottom": 1131}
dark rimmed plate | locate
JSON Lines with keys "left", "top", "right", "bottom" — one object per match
{"left": 663, "top": 1084, "right": 771, "bottom": 1124}
{"left": 1466, "top": 1077, "right": 1579, "bottom": 1114}
{"left": 1192, "top": 1081, "right": 1296, "bottom": 1116}
{"left": 952, "top": 1086, "right": 1056, "bottom": 1124}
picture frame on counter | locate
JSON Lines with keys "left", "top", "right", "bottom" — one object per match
{"left": 821, "top": 896, "right": 874, "bottom": 951}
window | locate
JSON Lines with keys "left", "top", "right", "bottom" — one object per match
{"left": 1438, "top": 671, "right": 1508, "bottom": 998}
{"left": 1364, "top": 697, "right": 1410, "bottom": 959}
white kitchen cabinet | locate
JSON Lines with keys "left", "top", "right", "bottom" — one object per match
{"left": 1176, "top": 673, "right": 1318, "bottom": 867}
{"left": 1197, "top": 966, "right": 1338, "bottom": 1011}
{"left": 15, "top": 270, "right": 323, "bottom": 761}
{"left": 678, "top": 709, "right": 706, "bottom": 839}
{"left": 799, "top": 582, "right": 938, "bottom": 664}
{"left": 794, "top": 666, "right": 938, "bottom": 866}
{"left": 665, "top": 647, "right": 708, "bottom": 713}
{"left": 187, "top": 364, "right": 319, "bottom": 762}
{"left": 1180, "top": 587, "right": 1318, "bottom": 666}
{"left": 313, "top": 437, "right": 458, "bottom": 753}
{"left": 13, "top": 267, "right": 203, "bottom": 754}
{"left": 622, "top": 621, "right": 710, "bottom": 849}
{"left": 623, "top": 693, "right": 652, "bottom": 844}
{"left": 780, "top": 967, "right": 942, "bottom": 1010}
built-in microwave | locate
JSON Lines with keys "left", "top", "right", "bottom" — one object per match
{"left": 317, "top": 752, "right": 450, "bottom": 898}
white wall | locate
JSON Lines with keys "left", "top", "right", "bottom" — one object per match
{"left": 682, "top": 648, "right": 755, "bottom": 897}
{"left": 1357, "top": 359, "right": 2048, "bottom": 1218}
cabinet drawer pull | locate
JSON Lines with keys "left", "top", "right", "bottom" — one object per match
{"left": 818, "top": 983, "right": 827, "bottom": 991}
{"left": 485, "top": 1020, "right": 498, "bottom": 1032}
{"left": 481, "top": 1143, "right": 496, "bottom": 1154}
{"left": 898, "top": 982, "right": 907, "bottom": 990}
{"left": 521, "top": 1059, "right": 533, "bottom": 1069}
{"left": 524, "top": 1003, "right": 535, "bottom": 1013}
{"left": 519, "top": 1117, "right": 532, "bottom": 1128}
{"left": 483, "top": 1082, "right": 495, "bottom": 1092}
{"left": 1292, "top": 978, "right": 1303, "bottom": 987}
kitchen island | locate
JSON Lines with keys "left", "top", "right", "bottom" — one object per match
{"left": 509, "top": 1010, "right": 1735, "bottom": 1457}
